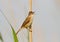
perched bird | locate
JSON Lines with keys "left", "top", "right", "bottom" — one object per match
{"left": 16, "top": 11, "right": 34, "bottom": 35}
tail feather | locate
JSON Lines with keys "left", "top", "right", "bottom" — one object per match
{"left": 16, "top": 28, "right": 22, "bottom": 35}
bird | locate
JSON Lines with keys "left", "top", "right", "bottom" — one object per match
{"left": 16, "top": 11, "right": 34, "bottom": 35}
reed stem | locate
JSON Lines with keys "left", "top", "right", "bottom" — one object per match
{"left": 29, "top": 28, "right": 32, "bottom": 42}
{"left": 29, "top": 0, "right": 33, "bottom": 42}
{"left": 29, "top": 0, "right": 32, "bottom": 11}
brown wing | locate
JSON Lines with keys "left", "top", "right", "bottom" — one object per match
{"left": 21, "top": 16, "right": 31, "bottom": 28}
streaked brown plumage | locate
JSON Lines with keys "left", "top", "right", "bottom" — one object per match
{"left": 16, "top": 11, "right": 34, "bottom": 35}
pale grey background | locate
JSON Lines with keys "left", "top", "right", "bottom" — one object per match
{"left": 0, "top": 0, "right": 60, "bottom": 42}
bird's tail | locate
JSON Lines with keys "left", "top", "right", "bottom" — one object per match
{"left": 16, "top": 27, "right": 23, "bottom": 35}
{"left": 16, "top": 26, "right": 32, "bottom": 35}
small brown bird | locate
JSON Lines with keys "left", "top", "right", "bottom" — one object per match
{"left": 16, "top": 11, "right": 34, "bottom": 35}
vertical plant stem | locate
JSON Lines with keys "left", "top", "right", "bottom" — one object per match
{"left": 29, "top": 28, "right": 32, "bottom": 42}
{"left": 28, "top": 27, "right": 32, "bottom": 42}
{"left": 28, "top": 30, "right": 29, "bottom": 42}
{"left": 29, "top": 0, "right": 32, "bottom": 11}
{"left": 29, "top": 0, "right": 33, "bottom": 42}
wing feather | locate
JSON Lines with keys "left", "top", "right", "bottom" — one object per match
{"left": 21, "top": 16, "right": 31, "bottom": 28}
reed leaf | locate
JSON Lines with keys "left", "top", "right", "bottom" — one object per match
{"left": 0, "top": 9, "right": 18, "bottom": 42}
{"left": 0, "top": 32, "right": 3, "bottom": 42}
{"left": 11, "top": 27, "right": 18, "bottom": 42}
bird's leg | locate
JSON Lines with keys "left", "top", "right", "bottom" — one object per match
{"left": 28, "top": 22, "right": 32, "bottom": 32}
{"left": 29, "top": 22, "right": 32, "bottom": 29}
{"left": 29, "top": 25, "right": 32, "bottom": 32}
{"left": 26, "top": 27, "right": 32, "bottom": 32}
{"left": 29, "top": 24, "right": 32, "bottom": 29}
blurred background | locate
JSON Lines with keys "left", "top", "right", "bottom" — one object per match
{"left": 0, "top": 0, "right": 60, "bottom": 42}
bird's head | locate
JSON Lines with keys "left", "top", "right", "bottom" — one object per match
{"left": 28, "top": 11, "right": 34, "bottom": 16}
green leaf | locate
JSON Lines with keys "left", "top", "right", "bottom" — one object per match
{"left": 0, "top": 9, "right": 18, "bottom": 42}
{"left": 0, "top": 32, "right": 3, "bottom": 42}
{"left": 11, "top": 27, "right": 18, "bottom": 42}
